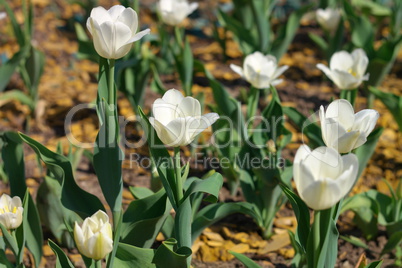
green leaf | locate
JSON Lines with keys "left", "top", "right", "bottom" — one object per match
{"left": 0, "top": 223, "right": 19, "bottom": 258}
{"left": 152, "top": 239, "right": 192, "bottom": 268}
{"left": 138, "top": 107, "right": 177, "bottom": 210}
{"left": 351, "top": 16, "right": 374, "bottom": 50}
{"left": 174, "top": 38, "right": 193, "bottom": 96}
{"left": 48, "top": 240, "right": 75, "bottom": 268}
{"left": 228, "top": 251, "right": 261, "bottom": 268}
{"left": 364, "top": 260, "right": 383, "bottom": 268}
{"left": 351, "top": 0, "right": 391, "bottom": 16}
{"left": 340, "top": 235, "right": 369, "bottom": 250}
{"left": 192, "top": 202, "right": 262, "bottom": 243}
{"left": 0, "top": 48, "right": 30, "bottom": 92}
{"left": 114, "top": 243, "right": 155, "bottom": 268}
{"left": 18, "top": 133, "right": 105, "bottom": 217}
{"left": 129, "top": 187, "right": 154, "bottom": 199}
{"left": 308, "top": 33, "right": 329, "bottom": 52}
{"left": 381, "top": 231, "right": 402, "bottom": 255}
{"left": 280, "top": 184, "right": 310, "bottom": 250}
{"left": 121, "top": 189, "right": 172, "bottom": 248}
{"left": 24, "top": 193, "right": 43, "bottom": 267}
{"left": 355, "top": 127, "right": 383, "bottom": 179}
{"left": 0, "top": 90, "right": 34, "bottom": 111}
{"left": 369, "top": 87, "right": 402, "bottom": 132}
{"left": 0, "top": 0, "right": 26, "bottom": 46}
{"left": 182, "top": 173, "right": 223, "bottom": 204}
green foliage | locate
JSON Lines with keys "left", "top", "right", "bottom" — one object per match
{"left": 48, "top": 240, "right": 75, "bottom": 268}
{"left": 152, "top": 239, "right": 192, "bottom": 268}
{"left": 369, "top": 87, "right": 402, "bottom": 132}
{"left": 228, "top": 251, "right": 262, "bottom": 268}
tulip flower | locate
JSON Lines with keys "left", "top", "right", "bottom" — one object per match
{"left": 316, "top": 49, "right": 369, "bottom": 90}
{"left": 230, "top": 52, "right": 289, "bottom": 89}
{"left": 320, "top": 99, "right": 379, "bottom": 153}
{"left": 149, "top": 89, "right": 219, "bottom": 147}
{"left": 74, "top": 210, "right": 113, "bottom": 260}
{"left": 158, "top": 0, "right": 198, "bottom": 26}
{"left": 86, "top": 5, "right": 150, "bottom": 59}
{"left": 0, "top": 194, "right": 23, "bottom": 230}
{"left": 316, "top": 8, "right": 341, "bottom": 32}
{"left": 293, "top": 145, "right": 358, "bottom": 210}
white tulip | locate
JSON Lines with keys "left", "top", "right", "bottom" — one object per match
{"left": 317, "top": 49, "right": 369, "bottom": 90}
{"left": 149, "top": 89, "right": 219, "bottom": 147}
{"left": 0, "top": 194, "right": 23, "bottom": 230}
{"left": 158, "top": 0, "right": 198, "bottom": 26}
{"left": 86, "top": 5, "right": 150, "bottom": 59}
{"left": 320, "top": 99, "right": 379, "bottom": 153}
{"left": 230, "top": 52, "right": 289, "bottom": 89}
{"left": 293, "top": 145, "right": 358, "bottom": 211}
{"left": 316, "top": 8, "right": 341, "bottom": 32}
{"left": 74, "top": 210, "right": 113, "bottom": 260}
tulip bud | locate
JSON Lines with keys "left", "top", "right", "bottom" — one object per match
{"left": 158, "top": 0, "right": 198, "bottom": 26}
{"left": 319, "top": 99, "right": 379, "bottom": 153}
{"left": 86, "top": 5, "right": 150, "bottom": 59}
{"left": 149, "top": 89, "right": 219, "bottom": 147}
{"left": 230, "top": 52, "right": 289, "bottom": 89}
{"left": 74, "top": 210, "right": 113, "bottom": 260}
{"left": 316, "top": 8, "right": 341, "bottom": 32}
{"left": 0, "top": 194, "right": 23, "bottom": 230}
{"left": 293, "top": 145, "right": 359, "bottom": 210}
{"left": 317, "top": 49, "right": 369, "bottom": 90}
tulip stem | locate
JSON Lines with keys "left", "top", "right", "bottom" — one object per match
{"left": 108, "top": 59, "right": 115, "bottom": 105}
{"left": 174, "top": 147, "right": 183, "bottom": 204}
{"left": 174, "top": 26, "right": 183, "bottom": 48}
{"left": 95, "top": 260, "right": 101, "bottom": 268}
{"left": 313, "top": 210, "right": 321, "bottom": 266}
{"left": 340, "top": 89, "right": 357, "bottom": 107}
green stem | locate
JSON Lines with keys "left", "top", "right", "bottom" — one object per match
{"left": 340, "top": 88, "right": 357, "bottom": 107}
{"left": 108, "top": 59, "right": 115, "bottom": 105}
{"left": 174, "top": 147, "right": 183, "bottom": 205}
{"left": 174, "top": 26, "right": 183, "bottom": 48}
{"left": 313, "top": 210, "right": 321, "bottom": 267}
{"left": 95, "top": 260, "right": 102, "bottom": 268}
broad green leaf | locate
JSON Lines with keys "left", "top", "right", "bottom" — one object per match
{"left": 351, "top": 16, "right": 374, "bottom": 50}
{"left": 340, "top": 235, "right": 369, "bottom": 250}
{"left": 24, "top": 193, "right": 43, "bottom": 267}
{"left": 121, "top": 189, "right": 172, "bottom": 248}
{"left": 0, "top": 90, "right": 34, "bottom": 111}
{"left": 114, "top": 243, "right": 155, "bottom": 268}
{"left": 280, "top": 184, "right": 310, "bottom": 250}
{"left": 381, "top": 231, "right": 402, "bottom": 255}
{"left": 351, "top": 0, "right": 391, "bottom": 16}
{"left": 18, "top": 133, "right": 105, "bottom": 217}
{"left": 364, "top": 260, "right": 383, "bottom": 268}
{"left": 0, "top": 48, "right": 29, "bottom": 92}
{"left": 23, "top": 47, "right": 45, "bottom": 94}
{"left": 355, "top": 127, "right": 383, "bottom": 179}
{"left": 0, "top": 223, "right": 19, "bottom": 258}
{"left": 191, "top": 202, "right": 262, "bottom": 243}
{"left": 129, "top": 187, "right": 154, "bottom": 199}
{"left": 308, "top": 33, "right": 329, "bottom": 52}
{"left": 182, "top": 173, "right": 223, "bottom": 204}
{"left": 138, "top": 107, "right": 177, "bottom": 210}
{"left": 152, "top": 239, "right": 192, "bottom": 268}
{"left": 174, "top": 38, "right": 193, "bottom": 96}
{"left": 228, "top": 251, "right": 262, "bottom": 268}
{"left": 369, "top": 87, "right": 402, "bottom": 132}
{"left": 48, "top": 240, "right": 75, "bottom": 268}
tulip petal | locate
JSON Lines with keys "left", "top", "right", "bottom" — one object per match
{"left": 149, "top": 117, "right": 185, "bottom": 147}
{"left": 230, "top": 64, "right": 244, "bottom": 77}
{"left": 334, "top": 130, "right": 361, "bottom": 153}
{"left": 316, "top": 63, "right": 334, "bottom": 81}
{"left": 107, "top": 5, "right": 126, "bottom": 21}
{"left": 187, "top": 2, "right": 199, "bottom": 15}
{"left": 117, "top": 7, "right": 138, "bottom": 35}
{"left": 177, "top": 97, "right": 201, "bottom": 118}
{"left": 153, "top": 99, "right": 177, "bottom": 125}
{"left": 353, "top": 109, "right": 379, "bottom": 138}
{"left": 302, "top": 146, "right": 343, "bottom": 181}
{"left": 89, "top": 6, "right": 111, "bottom": 27}
{"left": 90, "top": 19, "right": 112, "bottom": 58}
{"left": 189, "top": 113, "right": 220, "bottom": 140}
{"left": 271, "top": 79, "right": 283, "bottom": 86}
{"left": 352, "top": 48, "right": 368, "bottom": 77}
{"left": 293, "top": 145, "right": 311, "bottom": 191}
{"left": 325, "top": 99, "right": 355, "bottom": 131}
{"left": 273, "top": 65, "right": 289, "bottom": 80}
{"left": 162, "top": 89, "right": 184, "bottom": 106}
{"left": 126, "top": 28, "right": 150, "bottom": 44}
{"left": 330, "top": 51, "right": 353, "bottom": 71}
{"left": 331, "top": 69, "right": 360, "bottom": 89}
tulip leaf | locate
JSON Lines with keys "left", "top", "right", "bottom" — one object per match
{"left": 121, "top": 189, "right": 172, "bottom": 248}
{"left": 191, "top": 202, "right": 262, "bottom": 243}
{"left": 282, "top": 106, "right": 324, "bottom": 148}
{"left": 355, "top": 127, "right": 384, "bottom": 179}
{"left": 308, "top": 32, "right": 329, "bottom": 52}
{"left": 0, "top": 250, "right": 14, "bottom": 268}
{"left": 340, "top": 235, "right": 369, "bottom": 250}
{"left": 280, "top": 184, "right": 310, "bottom": 250}
{"left": 18, "top": 133, "right": 105, "bottom": 217}
{"left": 152, "top": 238, "right": 192, "bottom": 268}
{"left": 369, "top": 87, "right": 402, "bottom": 132}
{"left": 129, "top": 186, "right": 154, "bottom": 200}
{"left": 351, "top": 16, "right": 374, "bottom": 50}
{"left": 0, "top": 90, "right": 35, "bottom": 111}
{"left": 48, "top": 240, "right": 75, "bottom": 268}
{"left": 138, "top": 107, "right": 177, "bottom": 210}
{"left": 364, "top": 260, "right": 384, "bottom": 268}
{"left": 228, "top": 251, "right": 262, "bottom": 268}
{"left": 114, "top": 243, "right": 155, "bottom": 268}
{"left": 381, "top": 231, "right": 402, "bottom": 255}
{"left": 182, "top": 172, "right": 223, "bottom": 204}
{"left": 0, "top": 223, "right": 19, "bottom": 259}
{"left": 174, "top": 37, "right": 193, "bottom": 96}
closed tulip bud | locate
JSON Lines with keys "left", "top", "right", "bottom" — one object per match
{"left": 293, "top": 145, "right": 358, "bottom": 210}
{"left": 74, "top": 210, "right": 113, "bottom": 260}
{"left": 320, "top": 99, "right": 379, "bottom": 153}
{"left": 316, "top": 8, "right": 341, "bottom": 32}
{"left": 149, "top": 89, "right": 219, "bottom": 147}
{"left": 317, "top": 49, "right": 369, "bottom": 90}
{"left": 230, "top": 52, "right": 289, "bottom": 89}
{"left": 86, "top": 5, "right": 150, "bottom": 59}
{"left": 0, "top": 194, "right": 23, "bottom": 230}
{"left": 158, "top": 0, "right": 198, "bottom": 26}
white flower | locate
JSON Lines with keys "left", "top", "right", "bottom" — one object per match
{"left": 293, "top": 145, "right": 358, "bottom": 210}
{"left": 320, "top": 99, "right": 379, "bottom": 153}
{"left": 230, "top": 52, "right": 289, "bottom": 89}
{"left": 86, "top": 5, "right": 150, "bottom": 59}
{"left": 316, "top": 8, "right": 341, "bottom": 32}
{"left": 317, "top": 49, "right": 369, "bottom": 90}
{"left": 149, "top": 89, "right": 219, "bottom": 147}
{"left": 158, "top": 0, "right": 198, "bottom": 26}
{"left": 74, "top": 210, "right": 113, "bottom": 260}
{"left": 0, "top": 194, "right": 23, "bottom": 230}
